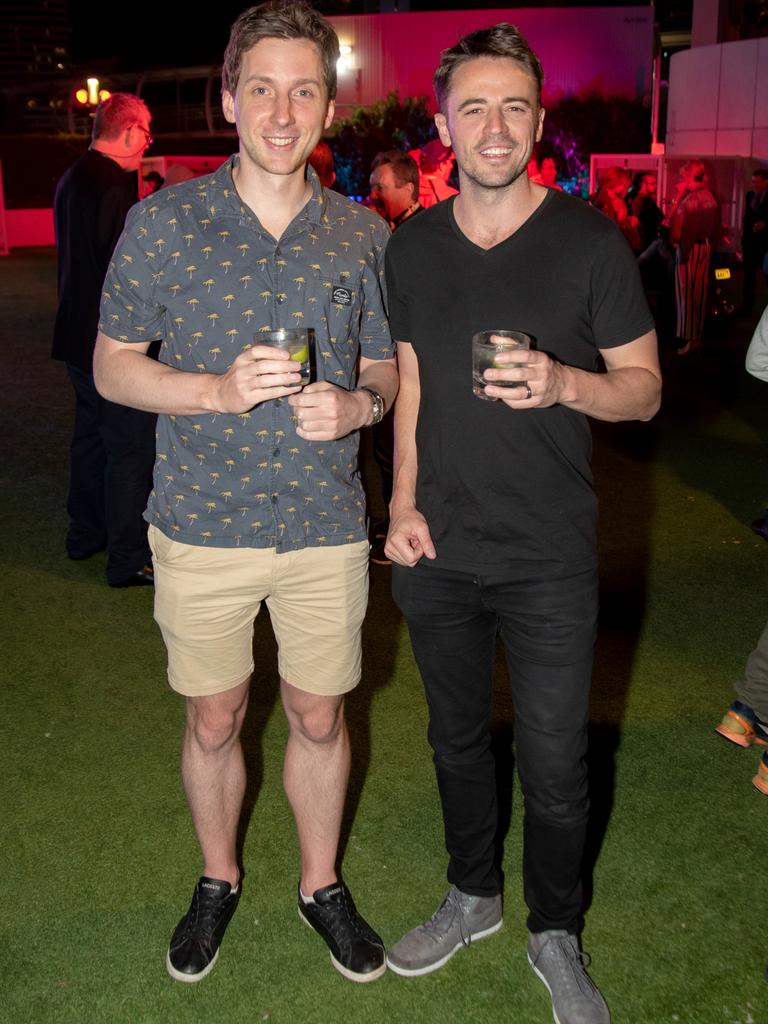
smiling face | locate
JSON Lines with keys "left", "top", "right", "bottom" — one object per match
{"left": 221, "top": 36, "right": 334, "bottom": 182}
{"left": 434, "top": 56, "right": 544, "bottom": 194}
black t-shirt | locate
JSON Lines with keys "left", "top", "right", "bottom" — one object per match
{"left": 385, "top": 190, "right": 654, "bottom": 574}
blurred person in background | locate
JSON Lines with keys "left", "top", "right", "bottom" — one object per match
{"left": 715, "top": 304, "right": 768, "bottom": 797}
{"left": 665, "top": 159, "right": 721, "bottom": 355}
{"left": 51, "top": 92, "right": 156, "bottom": 588}
{"left": 416, "top": 138, "right": 458, "bottom": 208}
{"left": 369, "top": 149, "right": 422, "bottom": 230}
{"left": 741, "top": 168, "right": 768, "bottom": 316}
{"left": 308, "top": 138, "right": 337, "bottom": 189}
{"left": 591, "top": 165, "right": 640, "bottom": 251}
{"left": 531, "top": 154, "right": 562, "bottom": 191}
{"left": 630, "top": 170, "right": 662, "bottom": 254}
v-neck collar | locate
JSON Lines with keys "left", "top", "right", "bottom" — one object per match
{"left": 446, "top": 188, "right": 555, "bottom": 256}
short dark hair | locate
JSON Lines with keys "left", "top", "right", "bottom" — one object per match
{"left": 222, "top": 1, "right": 339, "bottom": 100}
{"left": 92, "top": 93, "right": 149, "bottom": 141}
{"left": 433, "top": 23, "right": 543, "bottom": 112}
{"left": 632, "top": 169, "right": 656, "bottom": 191}
{"left": 753, "top": 168, "right": 768, "bottom": 183}
{"left": 371, "top": 150, "right": 420, "bottom": 200}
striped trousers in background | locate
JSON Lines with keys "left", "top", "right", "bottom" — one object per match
{"left": 675, "top": 240, "right": 711, "bottom": 343}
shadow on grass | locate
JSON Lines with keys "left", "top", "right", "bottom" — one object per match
{"left": 341, "top": 562, "right": 401, "bottom": 865}
{"left": 655, "top": 334, "right": 768, "bottom": 525}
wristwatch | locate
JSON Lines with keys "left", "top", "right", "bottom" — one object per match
{"left": 358, "top": 386, "right": 385, "bottom": 426}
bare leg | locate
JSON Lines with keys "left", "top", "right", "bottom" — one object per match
{"left": 181, "top": 678, "right": 250, "bottom": 887}
{"left": 281, "top": 679, "right": 349, "bottom": 894}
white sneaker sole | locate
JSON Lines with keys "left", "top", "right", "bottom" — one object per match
{"left": 166, "top": 948, "right": 219, "bottom": 983}
{"left": 298, "top": 905, "right": 387, "bottom": 983}
{"left": 387, "top": 918, "right": 503, "bottom": 977}
{"left": 528, "top": 954, "right": 564, "bottom": 1024}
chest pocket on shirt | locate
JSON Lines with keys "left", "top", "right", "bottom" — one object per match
{"left": 318, "top": 280, "right": 362, "bottom": 387}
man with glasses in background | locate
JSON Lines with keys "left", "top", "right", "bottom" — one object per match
{"left": 52, "top": 93, "right": 157, "bottom": 587}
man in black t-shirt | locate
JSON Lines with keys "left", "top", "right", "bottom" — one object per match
{"left": 383, "top": 24, "right": 661, "bottom": 1024}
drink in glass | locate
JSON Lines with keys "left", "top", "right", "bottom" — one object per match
{"left": 258, "top": 328, "right": 312, "bottom": 386}
{"left": 472, "top": 330, "right": 531, "bottom": 400}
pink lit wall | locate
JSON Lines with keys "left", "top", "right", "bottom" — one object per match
{"left": 329, "top": 7, "right": 654, "bottom": 114}
{"left": 5, "top": 209, "right": 55, "bottom": 248}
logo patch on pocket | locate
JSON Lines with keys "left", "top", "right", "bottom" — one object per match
{"left": 331, "top": 285, "right": 352, "bottom": 306}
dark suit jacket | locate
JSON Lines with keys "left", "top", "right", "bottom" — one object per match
{"left": 743, "top": 188, "right": 768, "bottom": 260}
{"left": 51, "top": 149, "right": 138, "bottom": 371}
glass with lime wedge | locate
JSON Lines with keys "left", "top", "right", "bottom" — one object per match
{"left": 259, "top": 328, "right": 312, "bottom": 386}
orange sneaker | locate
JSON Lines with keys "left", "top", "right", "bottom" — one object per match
{"left": 715, "top": 701, "right": 768, "bottom": 748}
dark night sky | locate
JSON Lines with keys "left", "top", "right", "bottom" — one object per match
{"left": 67, "top": 1, "right": 691, "bottom": 70}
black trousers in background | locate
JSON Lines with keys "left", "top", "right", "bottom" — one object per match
{"left": 66, "top": 364, "right": 156, "bottom": 584}
{"left": 742, "top": 245, "right": 767, "bottom": 314}
{"left": 392, "top": 558, "right": 598, "bottom": 934}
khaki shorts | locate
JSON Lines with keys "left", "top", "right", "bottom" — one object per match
{"left": 149, "top": 525, "right": 369, "bottom": 698}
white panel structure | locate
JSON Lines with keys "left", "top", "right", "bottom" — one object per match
{"left": 718, "top": 40, "right": 758, "bottom": 129}
{"left": 667, "top": 39, "right": 768, "bottom": 158}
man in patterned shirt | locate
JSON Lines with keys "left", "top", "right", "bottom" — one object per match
{"left": 93, "top": 1, "right": 397, "bottom": 985}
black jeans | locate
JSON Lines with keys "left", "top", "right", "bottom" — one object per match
{"left": 66, "top": 365, "right": 156, "bottom": 583}
{"left": 392, "top": 558, "right": 598, "bottom": 933}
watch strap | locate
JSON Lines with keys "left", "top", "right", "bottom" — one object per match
{"left": 358, "top": 386, "right": 385, "bottom": 425}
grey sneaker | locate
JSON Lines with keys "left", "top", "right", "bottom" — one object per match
{"left": 527, "top": 930, "right": 610, "bottom": 1024}
{"left": 387, "top": 885, "right": 502, "bottom": 977}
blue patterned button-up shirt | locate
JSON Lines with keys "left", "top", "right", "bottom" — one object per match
{"left": 99, "top": 157, "right": 393, "bottom": 550}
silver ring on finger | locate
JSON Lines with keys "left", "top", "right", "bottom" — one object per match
{"left": 524, "top": 382, "right": 533, "bottom": 400}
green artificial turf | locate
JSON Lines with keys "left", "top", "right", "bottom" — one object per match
{"left": 2, "top": 249, "right": 767, "bottom": 1023}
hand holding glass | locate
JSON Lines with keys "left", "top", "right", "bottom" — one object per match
{"left": 472, "top": 330, "right": 531, "bottom": 400}
{"left": 258, "top": 329, "right": 312, "bottom": 386}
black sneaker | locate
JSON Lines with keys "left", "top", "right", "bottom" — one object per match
{"left": 298, "top": 881, "right": 386, "bottom": 982}
{"left": 166, "top": 877, "right": 240, "bottom": 983}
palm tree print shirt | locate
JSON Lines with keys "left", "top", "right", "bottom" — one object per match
{"left": 99, "top": 157, "right": 393, "bottom": 550}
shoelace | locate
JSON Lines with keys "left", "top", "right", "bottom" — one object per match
{"left": 424, "top": 889, "right": 472, "bottom": 948}
{"left": 180, "top": 888, "right": 229, "bottom": 940}
{"left": 317, "top": 888, "right": 372, "bottom": 941}
{"left": 538, "top": 935, "right": 597, "bottom": 997}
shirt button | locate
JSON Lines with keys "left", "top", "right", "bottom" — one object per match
{"left": 271, "top": 496, "right": 278, "bottom": 504}
{"left": 276, "top": 294, "right": 285, "bottom": 304}
{"left": 272, "top": 448, "right": 280, "bottom": 456}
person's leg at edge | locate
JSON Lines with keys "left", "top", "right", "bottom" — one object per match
{"left": 281, "top": 681, "right": 348, "bottom": 893}
{"left": 65, "top": 365, "right": 107, "bottom": 557}
{"left": 736, "top": 618, "right": 768, "bottom": 726}
{"left": 101, "top": 396, "right": 156, "bottom": 584}
{"left": 182, "top": 677, "right": 251, "bottom": 887}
